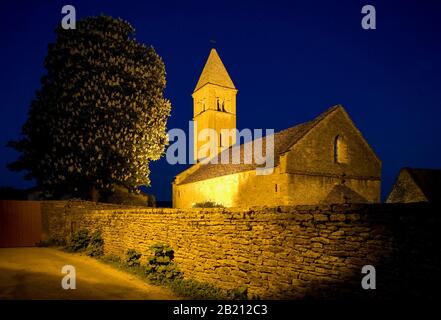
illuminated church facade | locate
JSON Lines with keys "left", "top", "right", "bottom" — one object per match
{"left": 172, "top": 49, "right": 381, "bottom": 208}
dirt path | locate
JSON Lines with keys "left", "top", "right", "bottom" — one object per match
{"left": 0, "top": 247, "right": 179, "bottom": 300}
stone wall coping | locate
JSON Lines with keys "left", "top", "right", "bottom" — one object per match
{"left": 39, "top": 200, "right": 439, "bottom": 221}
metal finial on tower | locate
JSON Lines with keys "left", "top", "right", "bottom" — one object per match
{"left": 209, "top": 39, "right": 217, "bottom": 48}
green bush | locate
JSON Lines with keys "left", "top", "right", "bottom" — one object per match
{"left": 192, "top": 201, "right": 224, "bottom": 208}
{"left": 65, "top": 228, "right": 104, "bottom": 256}
{"left": 86, "top": 230, "right": 104, "bottom": 257}
{"left": 66, "top": 228, "right": 90, "bottom": 252}
{"left": 145, "top": 243, "right": 182, "bottom": 282}
{"left": 125, "top": 249, "right": 142, "bottom": 267}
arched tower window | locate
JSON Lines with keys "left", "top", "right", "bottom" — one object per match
{"left": 334, "top": 135, "right": 349, "bottom": 164}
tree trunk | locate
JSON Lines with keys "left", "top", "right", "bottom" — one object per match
{"left": 89, "top": 186, "right": 99, "bottom": 202}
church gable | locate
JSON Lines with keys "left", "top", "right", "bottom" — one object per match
{"left": 283, "top": 105, "right": 381, "bottom": 179}
{"left": 387, "top": 168, "right": 441, "bottom": 203}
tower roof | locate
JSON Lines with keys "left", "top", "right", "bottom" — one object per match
{"left": 194, "top": 48, "right": 236, "bottom": 92}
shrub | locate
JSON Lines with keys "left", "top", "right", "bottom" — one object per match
{"left": 125, "top": 249, "right": 142, "bottom": 267}
{"left": 193, "top": 201, "right": 224, "bottom": 208}
{"left": 86, "top": 230, "right": 104, "bottom": 257}
{"left": 66, "top": 228, "right": 90, "bottom": 252}
{"left": 65, "top": 228, "right": 104, "bottom": 256}
{"left": 145, "top": 243, "right": 182, "bottom": 282}
{"left": 105, "top": 185, "right": 156, "bottom": 207}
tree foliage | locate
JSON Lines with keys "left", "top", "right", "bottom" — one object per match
{"left": 8, "top": 16, "right": 171, "bottom": 199}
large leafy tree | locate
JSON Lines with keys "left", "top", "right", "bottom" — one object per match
{"left": 8, "top": 16, "right": 171, "bottom": 199}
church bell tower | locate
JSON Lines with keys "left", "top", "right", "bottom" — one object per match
{"left": 192, "top": 48, "right": 237, "bottom": 162}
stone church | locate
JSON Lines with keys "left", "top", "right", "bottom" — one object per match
{"left": 172, "top": 49, "right": 381, "bottom": 208}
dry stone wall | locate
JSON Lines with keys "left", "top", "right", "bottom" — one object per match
{"left": 41, "top": 201, "right": 440, "bottom": 299}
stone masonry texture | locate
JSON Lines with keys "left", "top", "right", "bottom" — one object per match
{"left": 41, "top": 201, "right": 440, "bottom": 299}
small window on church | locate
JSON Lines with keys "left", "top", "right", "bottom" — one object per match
{"left": 275, "top": 184, "right": 278, "bottom": 192}
{"left": 334, "top": 135, "right": 349, "bottom": 164}
{"left": 216, "top": 98, "right": 221, "bottom": 111}
{"left": 222, "top": 101, "right": 225, "bottom": 112}
{"left": 219, "top": 133, "right": 223, "bottom": 147}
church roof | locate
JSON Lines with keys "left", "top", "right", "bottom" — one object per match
{"left": 194, "top": 48, "right": 236, "bottom": 92}
{"left": 177, "top": 105, "right": 342, "bottom": 185}
{"left": 402, "top": 167, "right": 441, "bottom": 203}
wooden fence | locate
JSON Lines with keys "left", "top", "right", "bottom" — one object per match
{"left": 0, "top": 200, "right": 42, "bottom": 247}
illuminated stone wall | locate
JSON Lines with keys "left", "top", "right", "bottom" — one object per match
{"left": 173, "top": 168, "right": 286, "bottom": 208}
{"left": 173, "top": 169, "right": 380, "bottom": 208}
{"left": 174, "top": 171, "right": 241, "bottom": 208}
{"left": 41, "top": 201, "right": 440, "bottom": 299}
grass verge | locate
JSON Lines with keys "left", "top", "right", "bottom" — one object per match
{"left": 99, "top": 255, "right": 249, "bottom": 300}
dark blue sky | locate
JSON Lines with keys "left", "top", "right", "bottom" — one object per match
{"left": 1, "top": 0, "right": 440, "bottom": 201}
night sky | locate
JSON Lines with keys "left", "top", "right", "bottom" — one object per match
{"left": 1, "top": 0, "right": 440, "bottom": 201}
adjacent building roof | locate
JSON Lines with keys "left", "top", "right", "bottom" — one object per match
{"left": 402, "top": 168, "right": 441, "bottom": 203}
{"left": 194, "top": 48, "right": 236, "bottom": 92}
{"left": 177, "top": 105, "right": 342, "bottom": 185}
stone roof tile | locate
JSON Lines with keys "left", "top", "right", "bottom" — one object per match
{"left": 194, "top": 49, "right": 236, "bottom": 92}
